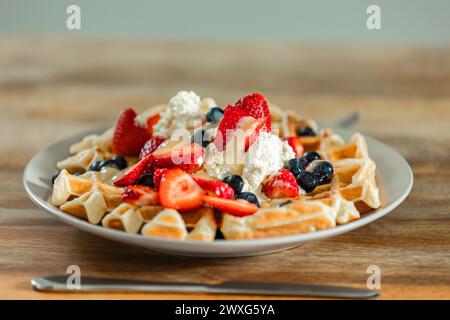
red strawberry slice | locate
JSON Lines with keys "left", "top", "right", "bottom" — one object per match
{"left": 139, "top": 136, "right": 166, "bottom": 159}
{"left": 159, "top": 169, "right": 204, "bottom": 211}
{"left": 113, "top": 108, "right": 150, "bottom": 156}
{"left": 145, "top": 113, "right": 160, "bottom": 136}
{"left": 285, "top": 136, "right": 304, "bottom": 157}
{"left": 215, "top": 105, "right": 250, "bottom": 151}
{"left": 122, "top": 185, "right": 159, "bottom": 206}
{"left": 202, "top": 195, "right": 258, "bottom": 217}
{"left": 192, "top": 176, "right": 235, "bottom": 199}
{"left": 262, "top": 169, "right": 299, "bottom": 198}
{"left": 113, "top": 154, "right": 152, "bottom": 186}
{"left": 153, "top": 168, "right": 168, "bottom": 191}
{"left": 234, "top": 93, "right": 271, "bottom": 130}
{"left": 242, "top": 116, "right": 270, "bottom": 151}
{"left": 149, "top": 142, "right": 204, "bottom": 172}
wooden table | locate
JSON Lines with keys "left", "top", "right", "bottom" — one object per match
{"left": 1, "top": 36, "right": 449, "bottom": 299}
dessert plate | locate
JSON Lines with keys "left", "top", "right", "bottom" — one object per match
{"left": 23, "top": 126, "right": 413, "bottom": 257}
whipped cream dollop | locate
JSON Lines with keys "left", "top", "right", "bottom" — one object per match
{"left": 205, "top": 132, "right": 295, "bottom": 195}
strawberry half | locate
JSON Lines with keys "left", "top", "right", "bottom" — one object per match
{"left": 262, "top": 168, "right": 299, "bottom": 198}
{"left": 149, "top": 142, "right": 204, "bottom": 172}
{"left": 113, "top": 108, "right": 150, "bottom": 156}
{"left": 145, "top": 113, "right": 161, "bottom": 136}
{"left": 285, "top": 136, "right": 304, "bottom": 157}
{"left": 159, "top": 169, "right": 204, "bottom": 211}
{"left": 234, "top": 93, "right": 271, "bottom": 130}
{"left": 192, "top": 176, "right": 235, "bottom": 199}
{"left": 202, "top": 195, "right": 258, "bottom": 217}
{"left": 139, "top": 136, "right": 166, "bottom": 159}
{"left": 153, "top": 168, "right": 168, "bottom": 191}
{"left": 113, "top": 154, "right": 152, "bottom": 186}
{"left": 122, "top": 185, "right": 159, "bottom": 206}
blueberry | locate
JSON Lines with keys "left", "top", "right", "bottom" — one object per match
{"left": 88, "top": 160, "right": 103, "bottom": 171}
{"left": 298, "top": 157, "right": 309, "bottom": 167}
{"left": 137, "top": 173, "right": 154, "bottom": 188}
{"left": 51, "top": 171, "right": 61, "bottom": 184}
{"left": 205, "top": 107, "right": 224, "bottom": 123}
{"left": 223, "top": 175, "right": 244, "bottom": 194}
{"left": 112, "top": 155, "right": 127, "bottom": 169}
{"left": 304, "top": 151, "right": 321, "bottom": 163}
{"left": 192, "top": 129, "right": 211, "bottom": 148}
{"left": 285, "top": 158, "right": 305, "bottom": 177}
{"left": 312, "top": 161, "right": 334, "bottom": 185}
{"left": 235, "top": 192, "right": 260, "bottom": 207}
{"left": 296, "top": 171, "right": 318, "bottom": 193}
{"left": 297, "top": 126, "right": 316, "bottom": 137}
{"left": 99, "top": 159, "right": 120, "bottom": 170}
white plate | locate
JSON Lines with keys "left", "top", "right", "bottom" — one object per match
{"left": 23, "top": 126, "right": 413, "bottom": 257}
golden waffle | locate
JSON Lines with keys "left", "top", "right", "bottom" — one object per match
{"left": 52, "top": 169, "right": 123, "bottom": 224}
{"left": 102, "top": 203, "right": 144, "bottom": 234}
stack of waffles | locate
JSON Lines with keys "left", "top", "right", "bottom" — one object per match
{"left": 51, "top": 101, "right": 381, "bottom": 241}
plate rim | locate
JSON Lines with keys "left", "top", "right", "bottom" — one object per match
{"left": 23, "top": 126, "right": 413, "bottom": 251}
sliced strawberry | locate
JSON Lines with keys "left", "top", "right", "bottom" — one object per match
{"left": 262, "top": 168, "right": 299, "bottom": 198}
{"left": 153, "top": 168, "right": 168, "bottom": 191}
{"left": 139, "top": 136, "right": 166, "bottom": 159}
{"left": 242, "top": 116, "right": 269, "bottom": 151}
{"left": 122, "top": 185, "right": 159, "bottom": 206}
{"left": 202, "top": 195, "right": 258, "bottom": 217}
{"left": 159, "top": 169, "right": 204, "bottom": 211}
{"left": 113, "top": 154, "right": 152, "bottom": 186}
{"left": 113, "top": 108, "right": 150, "bottom": 156}
{"left": 234, "top": 93, "right": 271, "bottom": 130}
{"left": 145, "top": 113, "right": 161, "bottom": 136}
{"left": 149, "top": 142, "right": 204, "bottom": 172}
{"left": 285, "top": 136, "right": 304, "bottom": 157}
{"left": 192, "top": 176, "right": 235, "bottom": 199}
{"left": 215, "top": 106, "right": 250, "bottom": 151}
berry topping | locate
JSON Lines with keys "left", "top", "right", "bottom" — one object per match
{"left": 122, "top": 185, "right": 159, "bottom": 207}
{"left": 222, "top": 175, "right": 244, "bottom": 194}
{"left": 51, "top": 171, "right": 60, "bottom": 185}
{"left": 215, "top": 105, "right": 250, "bottom": 150}
{"left": 149, "top": 142, "right": 204, "bottom": 172}
{"left": 88, "top": 160, "right": 103, "bottom": 172}
{"left": 312, "top": 161, "right": 334, "bottom": 185}
{"left": 99, "top": 159, "right": 121, "bottom": 170}
{"left": 145, "top": 113, "right": 161, "bottom": 136}
{"left": 285, "top": 136, "right": 304, "bottom": 157}
{"left": 137, "top": 173, "right": 154, "bottom": 188}
{"left": 303, "top": 151, "right": 321, "bottom": 163}
{"left": 262, "top": 169, "right": 299, "bottom": 198}
{"left": 192, "top": 176, "right": 235, "bottom": 199}
{"left": 234, "top": 93, "right": 271, "bottom": 130}
{"left": 296, "top": 171, "right": 318, "bottom": 193}
{"left": 139, "top": 136, "right": 166, "bottom": 159}
{"left": 296, "top": 126, "right": 316, "bottom": 137}
{"left": 192, "top": 129, "right": 211, "bottom": 148}
{"left": 112, "top": 108, "right": 150, "bottom": 156}
{"left": 112, "top": 156, "right": 127, "bottom": 169}
{"left": 113, "top": 154, "right": 152, "bottom": 186}
{"left": 235, "top": 192, "right": 260, "bottom": 207}
{"left": 152, "top": 168, "right": 168, "bottom": 191}
{"left": 284, "top": 158, "right": 305, "bottom": 177}
{"left": 202, "top": 195, "right": 258, "bottom": 217}
{"left": 159, "top": 168, "right": 204, "bottom": 211}
{"left": 205, "top": 107, "right": 224, "bottom": 123}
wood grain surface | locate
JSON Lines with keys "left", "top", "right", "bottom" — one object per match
{"left": 0, "top": 36, "right": 449, "bottom": 300}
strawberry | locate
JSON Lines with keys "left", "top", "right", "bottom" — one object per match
{"left": 285, "top": 136, "right": 304, "bottom": 157}
{"left": 145, "top": 113, "right": 160, "bottom": 136}
{"left": 202, "top": 195, "right": 258, "bottom": 217}
{"left": 192, "top": 176, "right": 235, "bottom": 199}
{"left": 242, "top": 116, "right": 269, "bottom": 151}
{"left": 262, "top": 169, "right": 299, "bottom": 198}
{"left": 122, "top": 185, "right": 159, "bottom": 206}
{"left": 112, "top": 108, "right": 150, "bottom": 156}
{"left": 215, "top": 105, "right": 250, "bottom": 151}
{"left": 159, "top": 169, "right": 204, "bottom": 211}
{"left": 234, "top": 93, "right": 271, "bottom": 130}
{"left": 149, "top": 142, "right": 204, "bottom": 172}
{"left": 139, "top": 136, "right": 165, "bottom": 159}
{"left": 113, "top": 154, "right": 152, "bottom": 186}
{"left": 153, "top": 168, "right": 168, "bottom": 191}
